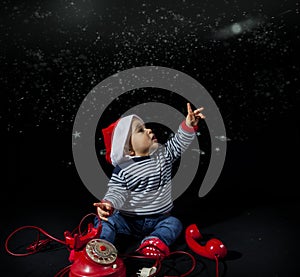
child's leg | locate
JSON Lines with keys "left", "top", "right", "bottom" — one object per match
{"left": 136, "top": 215, "right": 183, "bottom": 257}
{"left": 148, "top": 215, "right": 183, "bottom": 246}
{"left": 94, "top": 211, "right": 132, "bottom": 244}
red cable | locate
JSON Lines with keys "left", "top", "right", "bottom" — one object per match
{"left": 77, "top": 212, "right": 98, "bottom": 236}
{"left": 53, "top": 264, "right": 72, "bottom": 277}
{"left": 120, "top": 252, "right": 162, "bottom": 277}
{"left": 121, "top": 248, "right": 196, "bottom": 277}
{"left": 5, "top": 214, "right": 99, "bottom": 276}
{"left": 164, "top": 250, "right": 197, "bottom": 277}
{"left": 5, "top": 225, "right": 67, "bottom": 257}
{"left": 214, "top": 256, "right": 219, "bottom": 277}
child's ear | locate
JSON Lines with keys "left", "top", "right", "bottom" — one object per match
{"left": 129, "top": 149, "right": 135, "bottom": 156}
{"left": 128, "top": 136, "right": 135, "bottom": 156}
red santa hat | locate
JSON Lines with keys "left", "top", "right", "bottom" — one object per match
{"left": 102, "top": 114, "right": 144, "bottom": 166}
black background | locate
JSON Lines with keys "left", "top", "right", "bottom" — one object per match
{"left": 2, "top": 0, "right": 300, "bottom": 276}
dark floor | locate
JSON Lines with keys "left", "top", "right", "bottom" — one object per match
{"left": 1, "top": 197, "right": 299, "bottom": 277}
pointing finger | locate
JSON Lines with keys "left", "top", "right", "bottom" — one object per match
{"left": 187, "top": 103, "right": 193, "bottom": 114}
{"left": 99, "top": 216, "right": 109, "bottom": 221}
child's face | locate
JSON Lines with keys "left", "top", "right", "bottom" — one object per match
{"left": 129, "top": 118, "right": 158, "bottom": 156}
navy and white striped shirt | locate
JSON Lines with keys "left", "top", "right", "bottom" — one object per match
{"left": 103, "top": 121, "right": 196, "bottom": 216}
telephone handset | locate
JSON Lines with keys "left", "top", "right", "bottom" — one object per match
{"left": 185, "top": 224, "right": 227, "bottom": 260}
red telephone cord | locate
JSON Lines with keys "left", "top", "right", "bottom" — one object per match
{"left": 120, "top": 250, "right": 196, "bottom": 277}
{"left": 215, "top": 256, "right": 219, "bottom": 277}
{"left": 5, "top": 212, "right": 97, "bottom": 257}
{"left": 5, "top": 224, "right": 67, "bottom": 256}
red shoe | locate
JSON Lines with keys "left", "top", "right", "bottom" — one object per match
{"left": 136, "top": 238, "right": 170, "bottom": 259}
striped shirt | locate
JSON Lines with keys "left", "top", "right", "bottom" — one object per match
{"left": 103, "top": 121, "right": 196, "bottom": 216}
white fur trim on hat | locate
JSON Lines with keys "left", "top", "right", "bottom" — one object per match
{"left": 110, "top": 114, "right": 144, "bottom": 166}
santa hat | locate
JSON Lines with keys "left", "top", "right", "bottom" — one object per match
{"left": 102, "top": 114, "right": 144, "bottom": 166}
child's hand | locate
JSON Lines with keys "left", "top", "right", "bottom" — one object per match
{"left": 93, "top": 200, "right": 114, "bottom": 221}
{"left": 186, "top": 102, "right": 205, "bottom": 127}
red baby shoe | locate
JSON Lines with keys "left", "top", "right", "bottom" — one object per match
{"left": 136, "top": 238, "right": 170, "bottom": 259}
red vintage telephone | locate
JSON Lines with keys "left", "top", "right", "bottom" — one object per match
{"left": 67, "top": 238, "right": 126, "bottom": 277}
{"left": 61, "top": 214, "right": 126, "bottom": 277}
{"left": 185, "top": 224, "right": 227, "bottom": 260}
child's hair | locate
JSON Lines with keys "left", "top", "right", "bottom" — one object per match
{"left": 102, "top": 114, "right": 143, "bottom": 166}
